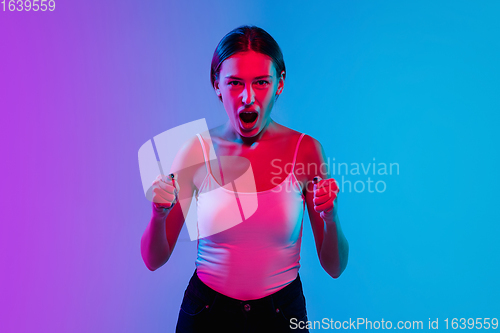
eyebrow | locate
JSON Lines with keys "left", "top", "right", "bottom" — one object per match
{"left": 224, "top": 75, "right": 273, "bottom": 80}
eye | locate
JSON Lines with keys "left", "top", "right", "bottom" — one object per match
{"left": 256, "top": 80, "right": 269, "bottom": 86}
{"left": 228, "top": 81, "right": 241, "bottom": 86}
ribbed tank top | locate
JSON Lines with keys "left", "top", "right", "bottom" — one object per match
{"left": 194, "top": 133, "right": 306, "bottom": 300}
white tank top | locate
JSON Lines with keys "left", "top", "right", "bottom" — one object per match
{"left": 194, "top": 133, "right": 306, "bottom": 300}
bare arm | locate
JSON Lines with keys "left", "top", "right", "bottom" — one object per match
{"left": 302, "top": 135, "right": 349, "bottom": 278}
{"left": 140, "top": 136, "right": 203, "bottom": 271}
{"left": 315, "top": 203, "right": 349, "bottom": 278}
{"left": 141, "top": 201, "right": 183, "bottom": 271}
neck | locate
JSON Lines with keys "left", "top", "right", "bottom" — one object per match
{"left": 223, "top": 117, "right": 276, "bottom": 146}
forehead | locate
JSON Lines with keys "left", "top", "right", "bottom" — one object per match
{"left": 219, "top": 51, "right": 276, "bottom": 78}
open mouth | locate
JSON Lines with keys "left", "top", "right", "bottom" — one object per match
{"left": 239, "top": 112, "right": 258, "bottom": 129}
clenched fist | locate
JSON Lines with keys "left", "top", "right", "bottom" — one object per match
{"left": 313, "top": 176, "right": 339, "bottom": 221}
{"left": 151, "top": 173, "right": 180, "bottom": 214}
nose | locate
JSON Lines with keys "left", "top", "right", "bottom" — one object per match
{"left": 241, "top": 84, "right": 255, "bottom": 105}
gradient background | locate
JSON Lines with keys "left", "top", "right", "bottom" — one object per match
{"left": 1, "top": 1, "right": 499, "bottom": 332}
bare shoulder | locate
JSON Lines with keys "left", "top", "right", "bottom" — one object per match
{"left": 206, "top": 124, "right": 225, "bottom": 141}
{"left": 273, "top": 122, "right": 301, "bottom": 141}
{"left": 272, "top": 123, "right": 323, "bottom": 158}
{"left": 170, "top": 133, "right": 207, "bottom": 190}
{"left": 174, "top": 134, "right": 204, "bottom": 164}
{"left": 271, "top": 122, "right": 323, "bottom": 153}
{"left": 300, "top": 133, "right": 324, "bottom": 157}
{"left": 295, "top": 133, "right": 328, "bottom": 181}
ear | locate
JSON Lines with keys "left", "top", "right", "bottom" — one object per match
{"left": 214, "top": 80, "right": 223, "bottom": 102}
{"left": 276, "top": 71, "right": 285, "bottom": 95}
{"left": 214, "top": 80, "right": 222, "bottom": 102}
{"left": 214, "top": 80, "right": 221, "bottom": 96}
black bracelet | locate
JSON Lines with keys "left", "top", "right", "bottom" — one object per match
{"left": 153, "top": 202, "right": 170, "bottom": 212}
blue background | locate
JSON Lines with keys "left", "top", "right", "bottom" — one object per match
{"left": 1, "top": 0, "right": 499, "bottom": 332}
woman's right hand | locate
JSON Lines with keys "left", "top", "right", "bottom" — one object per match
{"left": 151, "top": 173, "right": 180, "bottom": 213}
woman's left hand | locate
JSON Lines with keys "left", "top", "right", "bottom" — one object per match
{"left": 313, "top": 177, "right": 339, "bottom": 221}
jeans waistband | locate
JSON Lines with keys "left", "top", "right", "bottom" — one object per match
{"left": 187, "top": 269, "right": 303, "bottom": 309}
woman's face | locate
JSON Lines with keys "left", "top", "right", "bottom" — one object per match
{"left": 214, "top": 50, "right": 285, "bottom": 138}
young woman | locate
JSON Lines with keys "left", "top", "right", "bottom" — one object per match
{"left": 141, "top": 25, "right": 349, "bottom": 333}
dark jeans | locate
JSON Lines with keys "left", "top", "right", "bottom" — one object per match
{"left": 175, "top": 269, "right": 309, "bottom": 333}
